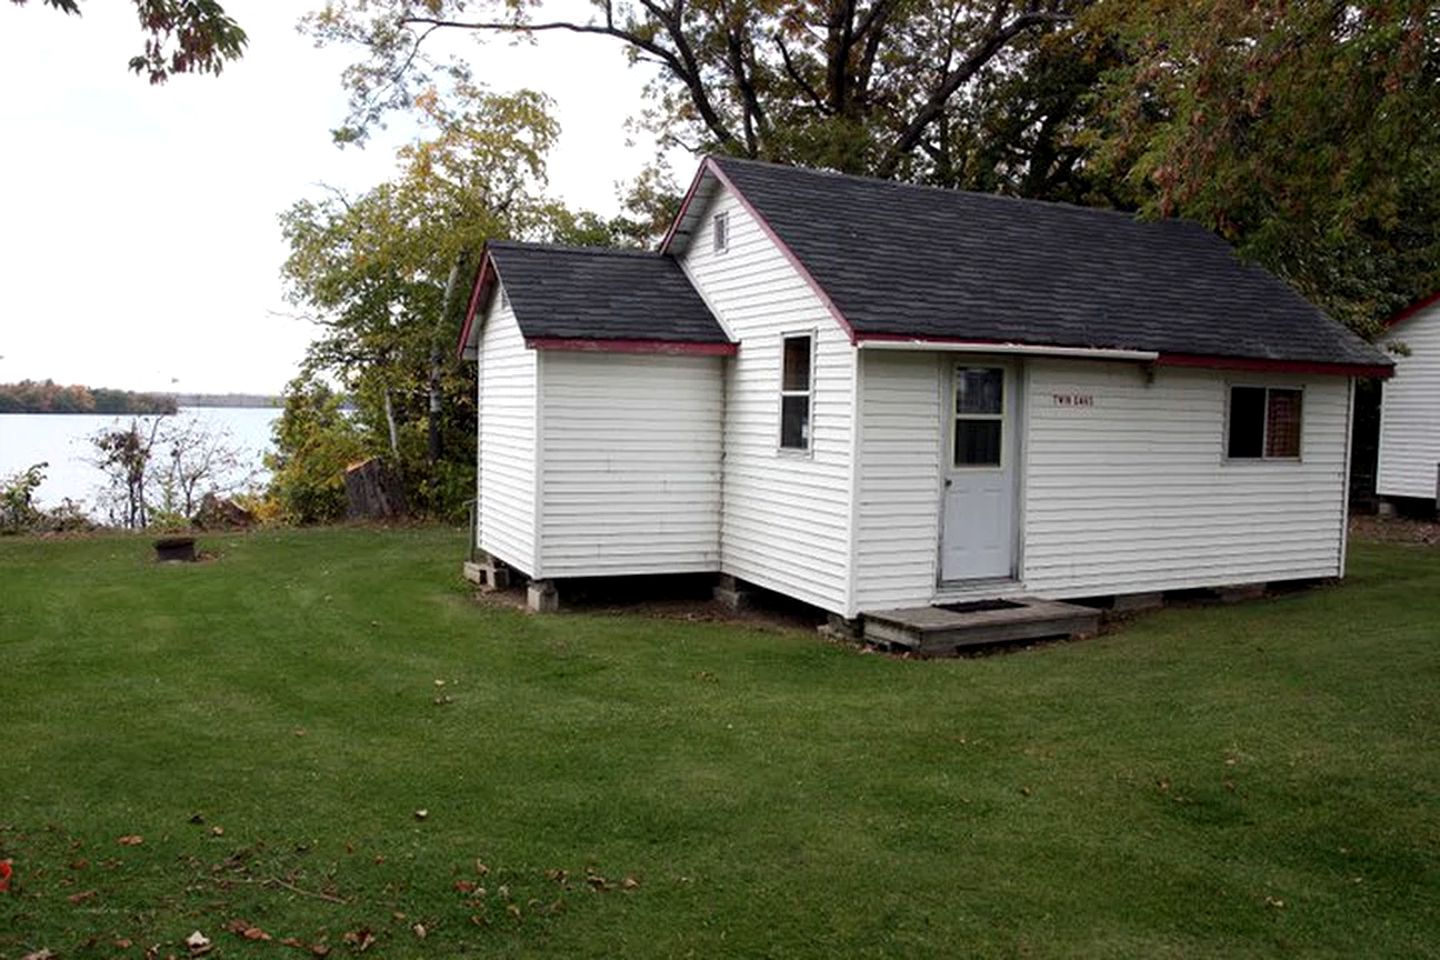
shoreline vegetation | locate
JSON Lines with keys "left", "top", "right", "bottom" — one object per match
{"left": 0, "top": 380, "right": 280, "bottom": 414}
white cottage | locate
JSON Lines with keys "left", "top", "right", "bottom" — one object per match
{"left": 459, "top": 157, "right": 1393, "bottom": 627}
{"left": 1377, "top": 294, "right": 1440, "bottom": 507}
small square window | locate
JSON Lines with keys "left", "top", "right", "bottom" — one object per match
{"left": 779, "top": 334, "right": 813, "bottom": 450}
{"left": 713, "top": 211, "right": 729, "bottom": 254}
{"left": 1227, "top": 386, "right": 1302, "bottom": 460}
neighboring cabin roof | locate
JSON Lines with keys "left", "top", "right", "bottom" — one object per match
{"left": 459, "top": 241, "right": 733, "bottom": 357}
{"left": 666, "top": 156, "right": 1390, "bottom": 376}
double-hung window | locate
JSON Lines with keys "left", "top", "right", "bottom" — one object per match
{"left": 1227, "top": 386, "right": 1303, "bottom": 460}
{"left": 779, "top": 334, "right": 813, "bottom": 451}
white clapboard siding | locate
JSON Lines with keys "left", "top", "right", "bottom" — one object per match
{"left": 1377, "top": 304, "right": 1440, "bottom": 499}
{"left": 476, "top": 287, "right": 538, "bottom": 575}
{"left": 537, "top": 352, "right": 724, "bottom": 577}
{"left": 681, "top": 185, "right": 856, "bottom": 614}
{"left": 1021, "top": 361, "right": 1351, "bottom": 597}
{"left": 852, "top": 350, "right": 943, "bottom": 613}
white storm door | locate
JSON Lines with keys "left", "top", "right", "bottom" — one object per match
{"left": 940, "top": 363, "right": 1018, "bottom": 582}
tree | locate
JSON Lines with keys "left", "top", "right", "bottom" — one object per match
{"left": 265, "top": 374, "right": 368, "bottom": 524}
{"left": 13, "top": 0, "right": 247, "bottom": 82}
{"left": 279, "top": 82, "right": 614, "bottom": 517}
{"left": 1083, "top": 0, "right": 1440, "bottom": 336}
{"left": 90, "top": 416, "right": 167, "bottom": 528}
{"left": 304, "top": 0, "right": 1084, "bottom": 182}
{"left": 153, "top": 415, "right": 256, "bottom": 518}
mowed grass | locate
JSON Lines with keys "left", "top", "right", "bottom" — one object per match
{"left": 0, "top": 528, "right": 1437, "bottom": 959}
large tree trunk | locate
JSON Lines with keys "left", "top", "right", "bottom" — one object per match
{"left": 344, "top": 457, "right": 408, "bottom": 520}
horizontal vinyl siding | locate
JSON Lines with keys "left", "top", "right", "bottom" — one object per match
{"left": 477, "top": 291, "right": 537, "bottom": 575}
{"left": 1022, "top": 362, "right": 1350, "bottom": 597}
{"left": 538, "top": 352, "right": 723, "bottom": 577}
{"left": 682, "top": 186, "right": 855, "bottom": 615}
{"left": 853, "top": 350, "right": 943, "bottom": 611}
{"left": 1377, "top": 306, "right": 1440, "bottom": 498}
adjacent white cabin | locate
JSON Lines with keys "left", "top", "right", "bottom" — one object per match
{"left": 1377, "top": 295, "right": 1440, "bottom": 503}
{"left": 460, "top": 157, "right": 1392, "bottom": 619}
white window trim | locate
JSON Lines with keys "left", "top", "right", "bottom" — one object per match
{"left": 951, "top": 365, "right": 1007, "bottom": 471}
{"left": 1223, "top": 382, "right": 1305, "bottom": 463}
{"left": 713, "top": 210, "right": 729, "bottom": 255}
{"left": 778, "top": 330, "right": 816, "bottom": 456}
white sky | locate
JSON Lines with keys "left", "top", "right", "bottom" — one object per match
{"left": 0, "top": 2, "right": 682, "bottom": 394}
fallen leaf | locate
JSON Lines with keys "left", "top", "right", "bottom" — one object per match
{"left": 184, "top": 930, "right": 212, "bottom": 955}
{"left": 225, "top": 919, "right": 271, "bottom": 941}
{"left": 210, "top": 827, "right": 225, "bottom": 837}
{"left": 413, "top": 809, "right": 429, "bottom": 821}
{"left": 1265, "top": 896, "right": 1286, "bottom": 909}
{"left": 454, "top": 879, "right": 476, "bottom": 894}
{"left": 411, "top": 923, "right": 427, "bottom": 940}
{"left": 20, "top": 949, "right": 55, "bottom": 960}
{"left": 621, "top": 875, "right": 640, "bottom": 890}
{"left": 115, "top": 939, "right": 133, "bottom": 949}
{"left": 545, "top": 868, "right": 567, "bottom": 884}
{"left": 118, "top": 835, "right": 145, "bottom": 846}
{"left": 68, "top": 889, "right": 98, "bottom": 904}
{"left": 433, "top": 679, "right": 446, "bottom": 687}
{"left": 474, "top": 860, "right": 489, "bottom": 876}
{"left": 341, "top": 927, "right": 375, "bottom": 951}
{"left": 506, "top": 903, "right": 522, "bottom": 919}
{"left": 311, "top": 945, "right": 331, "bottom": 957}
{"left": 69, "top": 858, "right": 90, "bottom": 870}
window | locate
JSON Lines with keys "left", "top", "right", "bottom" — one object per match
{"left": 1227, "top": 386, "right": 1303, "bottom": 459}
{"left": 713, "top": 211, "right": 729, "bottom": 254}
{"left": 953, "top": 367, "right": 1004, "bottom": 467}
{"left": 779, "top": 334, "right": 812, "bottom": 450}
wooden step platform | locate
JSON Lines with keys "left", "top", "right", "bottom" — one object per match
{"left": 862, "top": 597, "right": 1101, "bottom": 656}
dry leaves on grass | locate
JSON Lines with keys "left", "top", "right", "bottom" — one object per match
{"left": 225, "top": 919, "right": 273, "bottom": 941}
{"left": 341, "top": 927, "right": 376, "bottom": 951}
{"left": 66, "top": 888, "right": 98, "bottom": 904}
{"left": 117, "top": 835, "right": 144, "bottom": 846}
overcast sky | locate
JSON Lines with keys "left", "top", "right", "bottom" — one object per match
{"left": 0, "top": 2, "right": 681, "bottom": 394}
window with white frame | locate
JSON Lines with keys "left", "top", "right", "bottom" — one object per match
{"left": 1227, "top": 385, "right": 1303, "bottom": 459}
{"left": 779, "top": 334, "right": 813, "bottom": 450}
{"left": 713, "top": 210, "right": 729, "bottom": 254}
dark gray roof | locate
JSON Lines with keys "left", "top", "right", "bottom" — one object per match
{"left": 708, "top": 156, "right": 1389, "bottom": 368}
{"left": 488, "top": 241, "right": 729, "bottom": 344}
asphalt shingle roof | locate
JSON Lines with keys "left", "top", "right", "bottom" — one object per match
{"left": 709, "top": 156, "right": 1389, "bottom": 368}
{"left": 488, "top": 241, "right": 729, "bottom": 344}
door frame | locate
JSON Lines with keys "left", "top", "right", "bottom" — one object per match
{"left": 935, "top": 356, "right": 1026, "bottom": 586}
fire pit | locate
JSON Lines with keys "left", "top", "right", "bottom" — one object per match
{"left": 153, "top": 536, "right": 197, "bottom": 563}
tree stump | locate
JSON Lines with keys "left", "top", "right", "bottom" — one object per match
{"left": 154, "top": 536, "right": 197, "bottom": 563}
{"left": 344, "top": 457, "right": 408, "bottom": 521}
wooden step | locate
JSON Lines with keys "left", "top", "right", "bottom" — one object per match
{"left": 862, "top": 597, "right": 1101, "bottom": 656}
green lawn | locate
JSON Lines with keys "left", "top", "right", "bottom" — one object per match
{"left": 1, "top": 528, "right": 1437, "bottom": 958}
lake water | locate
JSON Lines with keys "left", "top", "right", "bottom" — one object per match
{"left": 0, "top": 407, "right": 279, "bottom": 512}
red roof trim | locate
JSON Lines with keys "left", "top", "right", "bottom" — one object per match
{"left": 658, "top": 160, "right": 711, "bottom": 253}
{"left": 1384, "top": 290, "right": 1440, "bottom": 330}
{"left": 526, "top": 337, "right": 738, "bottom": 357}
{"left": 854, "top": 332, "right": 1151, "bottom": 353}
{"left": 1155, "top": 352, "right": 1392, "bottom": 379}
{"left": 456, "top": 246, "right": 498, "bottom": 358}
{"left": 661, "top": 157, "right": 859, "bottom": 343}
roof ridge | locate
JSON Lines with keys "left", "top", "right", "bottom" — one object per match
{"left": 488, "top": 239, "right": 662, "bottom": 258}
{"left": 705, "top": 154, "right": 1168, "bottom": 226}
